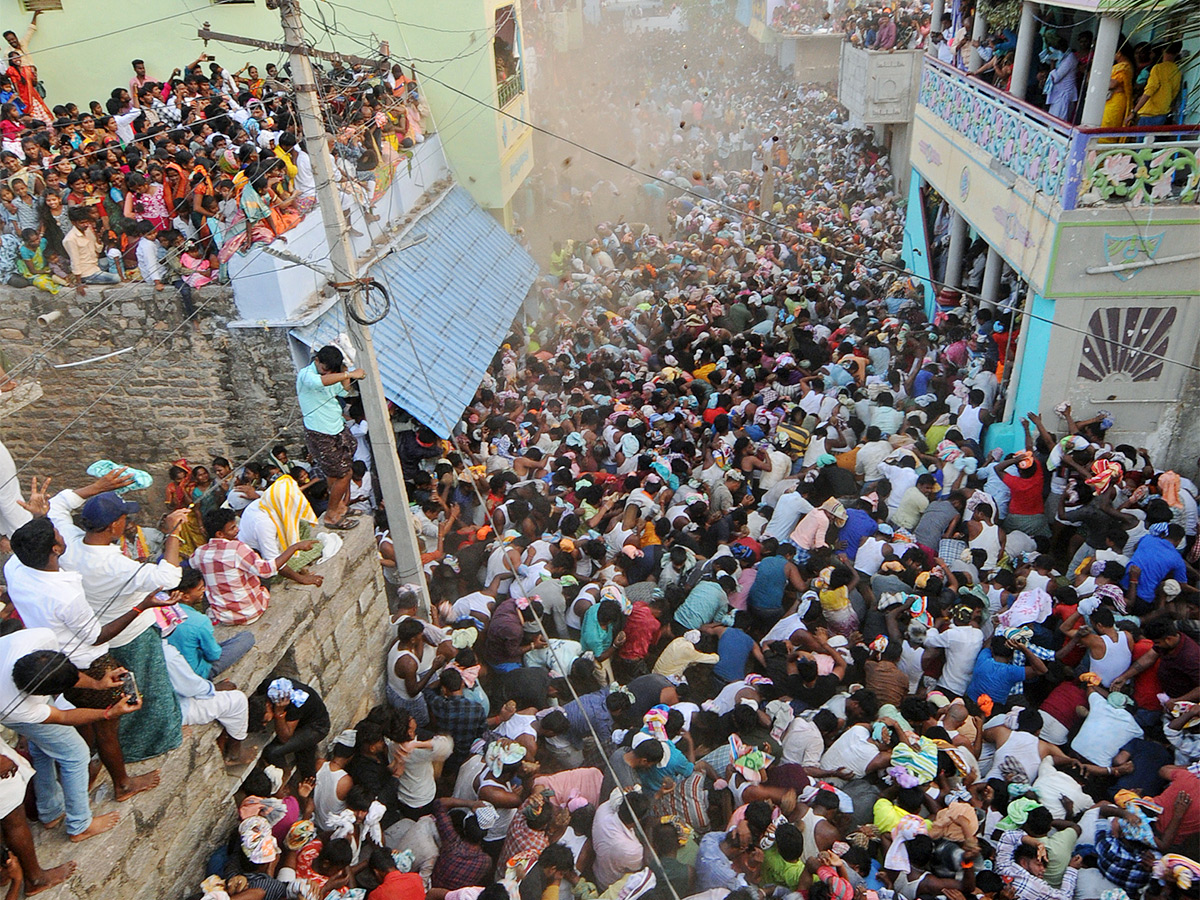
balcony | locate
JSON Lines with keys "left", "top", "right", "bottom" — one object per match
{"left": 838, "top": 44, "right": 923, "bottom": 125}
{"left": 497, "top": 67, "right": 525, "bottom": 108}
{"left": 916, "top": 57, "right": 1200, "bottom": 209}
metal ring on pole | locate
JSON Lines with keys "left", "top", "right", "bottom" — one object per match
{"left": 341, "top": 277, "right": 391, "bottom": 325}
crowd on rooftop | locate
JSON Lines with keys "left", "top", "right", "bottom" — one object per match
{"left": 0, "top": 6, "right": 1192, "bottom": 900}
{"left": 0, "top": 8, "right": 430, "bottom": 310}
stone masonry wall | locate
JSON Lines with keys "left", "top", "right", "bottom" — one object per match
{"left": 33, "top": 520, "right": 391, "bottom": 900}
{"left": 0, "top": 285, "right": 304, "bottom": 518}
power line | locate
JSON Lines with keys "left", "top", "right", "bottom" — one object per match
{"left": 21, "top": 9, "right": 202, "bottom": 57}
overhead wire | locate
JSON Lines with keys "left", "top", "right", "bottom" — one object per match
{"left": 0, "top": 383, "right": 349, "bottom": 724}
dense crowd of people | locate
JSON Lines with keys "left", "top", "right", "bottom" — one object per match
{"left": 924, "top": 3, "right": 1185, "bottom": 129}
{"left": 0, "top": 6, "right": 1193, "bottom": 900}
{"left": 0, "top": 8, "right": 430, "bottom": 307}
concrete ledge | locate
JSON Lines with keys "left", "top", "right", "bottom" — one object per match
{"left": 29, "top": 520, "right": 390, "bottom": 900}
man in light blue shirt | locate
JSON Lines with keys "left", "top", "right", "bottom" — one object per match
{"left": 295, "top": 345, "right": 364, "bottom": 529}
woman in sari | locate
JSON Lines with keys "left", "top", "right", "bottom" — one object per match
{"left": 4, "top": 49, "right": 50, "bottom": 124}
{"left": 217, "top": 160, "right": 279, "bottom": 263}
{"left": 1101, "top": 43, "right": 1134, "bottom": 140}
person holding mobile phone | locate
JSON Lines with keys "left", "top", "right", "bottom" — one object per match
{"left": 5, "top": 508, "right": 180, "bottom": 806}
{"left": 0, "top": 627, "right": 144, "bottom": 842}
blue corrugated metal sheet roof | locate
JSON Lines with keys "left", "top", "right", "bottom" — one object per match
{"left": 290, "top": 186, "right": 539, "bottom": 437}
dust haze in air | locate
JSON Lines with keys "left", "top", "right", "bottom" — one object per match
{"left": 519, "top": 3, "right": 783, "bottom": 260}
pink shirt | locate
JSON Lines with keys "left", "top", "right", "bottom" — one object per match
{"left": 789, "top": 510, "right": 830, "bottom": 551}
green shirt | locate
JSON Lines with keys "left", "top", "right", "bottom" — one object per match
{"left": 1040, "top": 827, "right": 1080, "bottom": 887}
{"left": 762, "top": 845, "right": 806, "bottom": 890}
{"left": 296, "top": 362, "right": 347, "bottom": 435}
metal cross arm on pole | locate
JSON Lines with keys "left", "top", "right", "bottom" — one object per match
{"left": 196, "top": 23, "right": 386, "bottom": 69}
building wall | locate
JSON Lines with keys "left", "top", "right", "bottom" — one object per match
{"left": 389, "top": 0, "right": 534, "bottom": 211}
{"left": 0, "top": 287, "right": 302, "bottom": 519}
{"left": 29, "top": 521, "right": 392, "bottom": 900}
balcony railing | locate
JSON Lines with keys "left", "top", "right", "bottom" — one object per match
{"left": 917, "top": 57, "right": 1200, "bottom": 209}
{"left": 497, "top": 68, "right": 525, "bottom": 108}
{"left": 918, "top": 57, "right": 1073, "bottom": 200}
{"left": 1073, "top": 131, "right": 1200, "bottom": 207}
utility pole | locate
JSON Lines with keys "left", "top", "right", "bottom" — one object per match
{"left": 276, "top": 0, "right": 429, "bottom": 606}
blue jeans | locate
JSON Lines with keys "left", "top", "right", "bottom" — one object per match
{"left": 11, "top": 721, "right": 92, "bottom": 836}
{"left": 209, "top": 631, "right": 255, "bottom": 677}
{"left": 1138, "top": 114, "right": 1169, "bottom": 126}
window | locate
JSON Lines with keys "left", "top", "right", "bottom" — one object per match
{"left": 494, "top": 5, "right": 524, "bottom": 107}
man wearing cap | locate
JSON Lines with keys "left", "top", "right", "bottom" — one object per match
{"left": 5, "top": 513, "right": 184, "bottom": 807}
{"left": 45, "top": 468, "right": 188, "bottom": 765}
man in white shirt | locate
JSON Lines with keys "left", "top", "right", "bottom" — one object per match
{"left": 855, "top": 428, "right": 893, "bottom": 483}
{"left": 238, "top": 496, "right": 323, "bottom": 587}
{"left": 45, "top": 468, "right": 188, "bottom": 766}
{"left": 762, "top": 488, "right": 814, "bottom": 542}
{"left": 7, "top": 516, "right": 177, "bottom": 803}
{"left": 161, "top": 640, "right": 252, "bottom": 765}
{"left": 877, "top": 458, "right": 921, "bottom": 513}
{"left": 0, "top": 628, "right": 141, "bottom": 841}
{"left": 921, "top": 608, "right": 984, "bottom": 696}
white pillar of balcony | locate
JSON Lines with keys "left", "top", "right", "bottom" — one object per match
{"left": 930, "top": 0, "right": 945, "bottom": 38}
{"left": 944, "top": 212, "right": 969, "bottom": 288}
{"left": 969, "top": 5, "right": 988, "bottom": 72}
{"left": 1008, "top": 1, "right": 1038, "bottom": 101}
{"left": 981, "top": 247, "right": 1003, "bottom": 309}
{"left": 1078, "top": 14, "right": 1122, "bottom": 126}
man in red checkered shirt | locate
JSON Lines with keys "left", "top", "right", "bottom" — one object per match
{"left": 191, "top": 508, "right": 317, "bottom": 626}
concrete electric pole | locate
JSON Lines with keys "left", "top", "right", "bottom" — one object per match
{"left": 273, "top": 0, "right": 430, "bottom": 605}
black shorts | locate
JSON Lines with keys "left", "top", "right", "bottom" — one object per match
{"left": 304, "top": 426, "right": 356, "bottom": 478}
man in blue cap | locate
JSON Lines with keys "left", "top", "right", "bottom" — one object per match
{"left": 34, "top": 468, "right": 190, "bottom": 770}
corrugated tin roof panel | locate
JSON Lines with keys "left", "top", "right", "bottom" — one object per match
{"left": 290, "top": 186, "right": 539, "bottom": 437}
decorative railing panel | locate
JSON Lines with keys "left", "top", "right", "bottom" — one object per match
{"left": 918, "top": 58, "right": 1071, "bottom": 199}
{"left": 1075, "top": 137, "right": 1200, "bottom": 207}
{"left": 497, "top": 69, "right": 525, "bottom": 108}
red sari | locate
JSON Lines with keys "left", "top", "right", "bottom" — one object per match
{"left": 6, "top": 64, "right": 50, "bottom": 123}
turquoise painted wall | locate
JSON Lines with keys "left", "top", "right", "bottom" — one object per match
{"left": 985, "top": 291, "right": 1055, "bottom": 455}
{"left": 901, "top": 171, "right": 935, "bottom": 318}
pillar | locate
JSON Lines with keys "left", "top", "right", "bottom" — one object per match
{"left": 891, "top": 122, "right": 913, "bottom": 194}
{"left": 943, "top": 211, "right": 968, "bottom": 288}
{"left": 969, "top": 4, "right": 988, "bottom": 72}
{"left": 1008, "top": 0, "right": 1038, "bottom": 101}
{"left": 981, "top": 246, "right": 1002, "bottom": 308}
{"left": 1079, "top": 14, "right": 1122, "bottom": 126}
{"left": 929, "top": 0, "right": 945, "bottom": 41}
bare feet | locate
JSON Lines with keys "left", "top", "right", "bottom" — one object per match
{"left": 41, "top": 815, "right": 64, "bottom": 831}
{"left": 68, "top": 812, "right": 119, "bottom": 842}
{"left": 222, "top": 741, "right": 259, "bottom": 767}
{"left": 113, "top": 770, "right": 160, "bottom": 802}
{"left": 26, "top": 862, "right": 77, "bottom": 895}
